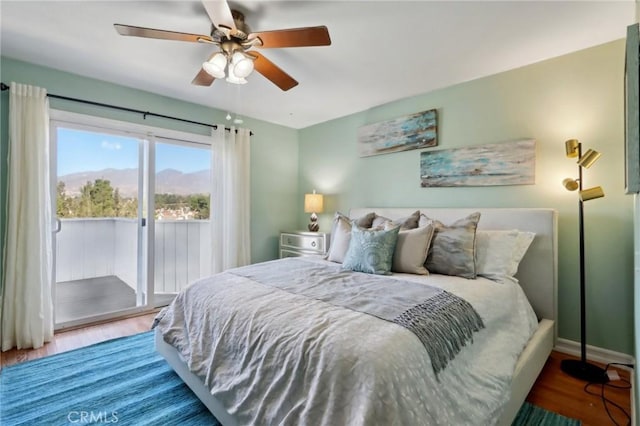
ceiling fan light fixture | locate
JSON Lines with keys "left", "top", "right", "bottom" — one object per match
{"left": 226, "top": 60, "right": 249, "bottom": 84}
{"left": 226, "top": 70, "right": 248, "bottom": 85}
{"left": 226, "top": 76, "right": 248, "bottom": 85}
{"left": 202, "top": 53, "right": 227, "bottom": 78}
{"left": 230, "top": 51, "right": 255, "bottom": 78}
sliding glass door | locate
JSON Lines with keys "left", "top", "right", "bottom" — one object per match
{"left": 50, "top": 112, "right": 214, "bottom": 328}
{"left": 52, "top": 124, "right": 146, "bottom": 326}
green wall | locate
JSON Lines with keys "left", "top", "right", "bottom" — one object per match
{"left": 0, "top": 39, "right": 634, "bottom": 355}
{"left": 298, "top": 39, "right": 633, "bottom": 355}
{"left": 0, "top": 57, "right": 300, "bottom": 268}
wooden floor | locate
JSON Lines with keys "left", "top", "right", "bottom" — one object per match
{"left": 1, "top": 314, "right": 633, "bottom": 426}
{"left": 526, "top": 351, "right": 633, "bottom": 426}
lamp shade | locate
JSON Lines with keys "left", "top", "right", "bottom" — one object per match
{"left": 580, "top": 186, "right": 605, "bottom": 201}
{"left": 565, "top": 139, "right": 580, "bottom": 158}
{"left": 226, "top": 62, "right": 248, "bottom": 84}
{"left": 304, "top": 192, "right": 324, "bottom": 213}
{"left": 202, "top": 53, "right": 227, "bottom": 79}
{"left": 563, "top": 178, "right": 579, "bottom": 191}
{"left": 577, "top": 149, "right": 602, "bottom": 169}
{"left": 230, "top": 52, "right": 255, "bottom": 78}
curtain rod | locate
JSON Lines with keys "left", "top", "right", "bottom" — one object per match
{"left": 0, "top": 82, "right": 253, "bottom": 136}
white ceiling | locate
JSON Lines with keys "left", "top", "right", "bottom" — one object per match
{"left": 1, "top": 1, "right": 636, "bottom": 129}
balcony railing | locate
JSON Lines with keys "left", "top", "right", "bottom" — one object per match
{"left": 56, "top": 218, "right": 212, "bottom": 295}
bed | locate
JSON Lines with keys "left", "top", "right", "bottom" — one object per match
{"left": 154, "top": 207, "right": 558, "bottom": 426}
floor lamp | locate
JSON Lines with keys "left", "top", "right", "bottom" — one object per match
{"left": 560, "top": 139, "right": 608, "bottom": 383}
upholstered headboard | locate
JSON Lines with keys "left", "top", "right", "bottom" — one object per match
{"left": 348, "top": 208, "right": 558, "bottom": 332}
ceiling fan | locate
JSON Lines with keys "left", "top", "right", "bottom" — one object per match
{"left": 114, "top": 0, "right": 331, "bottom": 91}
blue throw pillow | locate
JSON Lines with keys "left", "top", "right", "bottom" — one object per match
{"left": 342, "top": 224, "right": 400, "bottom": 275}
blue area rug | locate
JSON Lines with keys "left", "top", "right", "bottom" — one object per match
{"left": 0, "top": 331, "right": 579, "bottom": 425}
{"left": 513, "top": 402, "right": 581, "bottom": 426}
{"left": 0, "top": 331, "right": 219, "bottom": 425}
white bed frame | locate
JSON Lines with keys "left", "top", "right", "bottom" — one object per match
{"left": 155, "top": 207, "right": 558, "bottom": 426}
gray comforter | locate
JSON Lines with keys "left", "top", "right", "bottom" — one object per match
{"left": 154, "top": 257, "right": 538, "bottom": 426}
{"left": 231, "top": 259, "right": 484, "bottom": 376}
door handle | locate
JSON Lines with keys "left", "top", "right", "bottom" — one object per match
{"left": 54, "top": 218, "right": 62, "bottom": 234}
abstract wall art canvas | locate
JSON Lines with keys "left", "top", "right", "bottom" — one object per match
{"left": 420, "top": 139, "right": 536, "bottom": 187}
{"left": 357, "top": 109, "right": 437, "bottom": 157}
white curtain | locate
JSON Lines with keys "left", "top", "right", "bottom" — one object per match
{"left": 210, "top": 125, "right": 251, "bottom": 273}
{"left": 1, "top": 82, "right": 53, "bottom": 351}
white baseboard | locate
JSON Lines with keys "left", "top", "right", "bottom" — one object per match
{"left": 554, "top": 338, "right": 634, "bottom": 368}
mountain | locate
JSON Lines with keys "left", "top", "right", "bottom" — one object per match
{"left": 155, "top": 168, "right": 210, "bottom": 195}
{"left": 59, "top": 168, "right": 210, "bottom": 197}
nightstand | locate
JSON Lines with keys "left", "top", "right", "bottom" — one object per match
{"left": 280, "top": 231, "right": 329, "bottom": 258}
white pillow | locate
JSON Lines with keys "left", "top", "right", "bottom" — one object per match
{"left": 475, "top": 230, "right": 535, "bottom": 280}
{"left": 326, "top": 215, "right": 352, "bottom": 263}
{"left": 326, "top": 211, "right": 377, "bottom": 263}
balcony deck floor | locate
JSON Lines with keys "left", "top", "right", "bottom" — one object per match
{"left": 55, "top": 275, "right": 136, "bottom": 324}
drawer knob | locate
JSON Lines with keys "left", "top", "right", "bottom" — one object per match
{"left": 311, "top": 241, "right": 316, "bottom": 247}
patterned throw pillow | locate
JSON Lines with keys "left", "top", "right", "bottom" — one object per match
{"left": 342, "top": 225, "right": 400, "bottom": 275}
{"left": 424, "top": 212, "right": 481, "bottom": 279}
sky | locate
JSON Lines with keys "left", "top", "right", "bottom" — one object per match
{"left": 56, "top": 127, "right": 210, "bottom": 176}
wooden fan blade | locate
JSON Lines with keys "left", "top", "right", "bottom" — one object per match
{"left": 250, "top": 26, "right": 331, "bottom": 48}
{"left": 192, "top": 68, "right": 216, "bottom": 86}
{"left": 114, "top": 24, "right": 213, "bottom": 43}
{"left": 202, "top": 0, "right": 236, "bottom": 34}
{"left": 249, "top": 51, "right": 298, "bottom": 91}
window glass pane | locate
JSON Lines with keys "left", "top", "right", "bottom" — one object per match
{"left": 154, "top": 141, "right": 211, "bottom": 303}
{"left": 57, "top": 127, "right": 139, "bottom": 219}
{"left": 155, "top": 141, "right": 211, "bottom": 220}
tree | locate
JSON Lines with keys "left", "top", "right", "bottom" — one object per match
{"left": 79, "top": 179, "right": 116, "bottom": 217}
{"left": 114, "top": 188, "right": 122, "bottom": 216}
{"left": 56, "top": 181, "right": 73, "bottom": 217}
{"left": 55, "top": 179, "right": 209, "bottom": 220}
{"left": 189, "top": 194, "right": 210, "bottom": 219}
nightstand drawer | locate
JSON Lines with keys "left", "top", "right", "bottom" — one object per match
{"left": 279, "top": 231, "right": 329, "bottom": 258}
{"left": 280, "top": 248, "right": 309, "bottom": 258}
{"left": 280, "top": 233, "right": 326, "bottom": 252}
